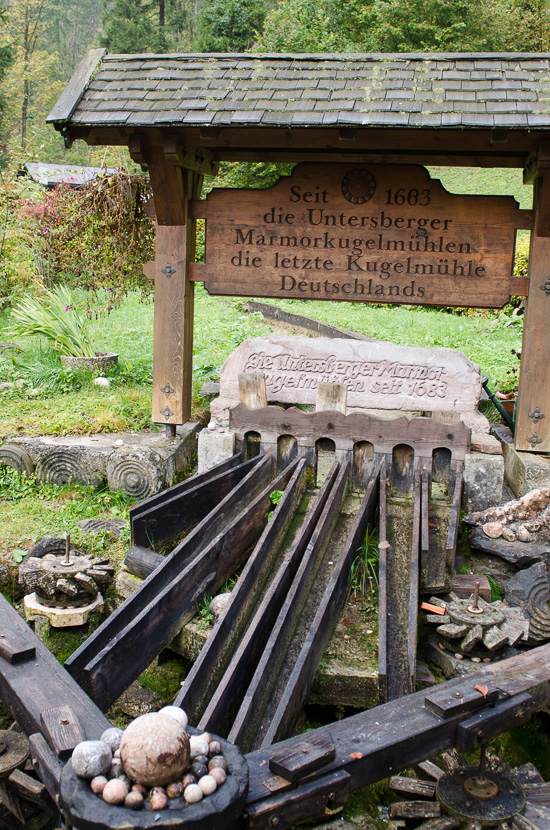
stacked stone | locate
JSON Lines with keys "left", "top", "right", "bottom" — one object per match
{"left": 71, "top": 708, "right": 229, "bottom": 812}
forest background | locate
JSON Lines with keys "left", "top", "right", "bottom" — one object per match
{"left": 1, "top": 0, "right": 550, "bottom": 169}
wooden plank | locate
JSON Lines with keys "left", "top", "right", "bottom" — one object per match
{"left": 245, "top": 644, "right": 550, "bottom": 815}
{"left": 260, "top": 465, "right": 380, "bottom": 746}
{"left": 390, "top": 776, "right": 436, "bottom": 798}
{"left": 424, "top": 682, "right": 499, "bottom": 719}
{"left": 228, "top": 462, "right": 349, "bottom": 751}
{"left": 129, "top": 450, "right": 243, "bottom": 539}
{"left": 66, "top": 453, "right": 270, "bottom": 686}
{"left": 516, "top": 170, "right": 550, "bottom": 452}
{"left": 230, "top": 405, "right": 471, "bottom": 460}
{"left": 378, "top": 464, "right": 388, "bottom": 701}
{"left": 0, "top": 594, "right": 110, "bottom": 744}
{"left": 456, "top": 692, "right": 535, "bottom": 751}
{"left": 28, "top": 734, "right": 63, "bottom": 804}
{"left": 524, "top": 784, "right": 550, "bottom": 805}
{"left": 389, "top": 801, "right": 441, "bottom": 820}
{"left": 421, "top": 469, "right": 430, "bottom": 559}
{"left": 199, "top": 463, "right": 341, "bottom": 738}
{"left": 0, "top": 632, "right": 35, "bottom": 665}
{"left": 452, "top": 574, "right": 491, "bottom": 603}
{"left": 174, "top": 457, "right": 308, "bottom": 722}
{"left": 407, "top": 470, "right": 421, "bottom": 696}
{"left": 130, "top": 453, "right": 256, "bottom": 551}
{"left": 316, "top": 381, "right": 347, "bottom": 414}
{"left": 269, "top": 736, "right": 336, "bottom": 783}
{"left": 415, "top": 760, "right": 445, "bottom": 782}
{"left": 246, "top": 769, "right": 350, "bottom": 830}
{"left": 8, "top": 768, "right": 51, "bottom": 809}
{"left": 78, "top": 456, "right": 290, "bottom": 710}
{"left": 123, "top": 546, "right": 164, "bottom": 579}
{"left": 239, "top": 373, "right": 267, "bottom": 408}
{"left": 197, "top": 163, "right": 527, "bottom": 310}
{"left": 47, "top": 49, "right": 106, "bottom": 123}
{"left": 446, "top": 465, "right": 463, "bottom": 553}
{"left": 40, "top": 705, "right": 85, "bottom": 761}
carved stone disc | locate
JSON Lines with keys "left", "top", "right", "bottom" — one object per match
{"left": 437, "top": 767, "right": 525, "bottom": 826}
{"left": 0, "top": 730, "right": 29, "bottom": 779}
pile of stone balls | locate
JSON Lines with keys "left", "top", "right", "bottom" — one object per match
{"left": 71, "top": 707, "right": 229, "bottom": 811}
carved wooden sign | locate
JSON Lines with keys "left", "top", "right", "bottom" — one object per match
{"left": 190, "top": 163, "right": 530, "bottom": 308}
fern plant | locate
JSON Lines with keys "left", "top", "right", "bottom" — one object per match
{"left": 9, "top": 285, "right": 96, "bottom": 358}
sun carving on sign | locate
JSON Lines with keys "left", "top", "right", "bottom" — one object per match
{"left": 341, "top": 168, "right": 376, "bottom": 204}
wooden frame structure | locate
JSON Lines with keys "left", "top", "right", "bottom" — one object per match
{"left": 48, "top": 51, "right": 550, "bottom": 453}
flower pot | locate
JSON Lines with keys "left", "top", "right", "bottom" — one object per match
{"left": 501, "top": 397, "right": 516, "bottom": 416}
{"left": 60, "top": 352, "right": 118, "bottom": 373}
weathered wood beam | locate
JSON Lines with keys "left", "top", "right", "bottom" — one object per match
{"left": 175, "top": 457, "right": 308, "bottom": 722}
{"left": 77, "top": 457, "right": 297, "bottom": 710}
{"left": 130, "top": 451, "right": 249, "bottom": 550}
{"left": 260, "top": 463, "right": 380, "bottom": 747}
{"left": 66, "top": 454, "right": 269, "bottom": 685}
{"left": 243, "top": 643, "right": 550, "bottom": 830}
{"left": 198, "top": 463, "right": 341, "bottom": 737}
{"left": 230, "top": 462, "right": 349, "bottom": 751}
{"left": 0, "top": 593, "right": 110, "bottom": 742}
{"left": 515, "top": 166, "right": 550, "bottom": 452}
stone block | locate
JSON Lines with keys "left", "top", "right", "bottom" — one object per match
{"left": 211, "top": 335, "right": 481, "bottom": 417}
{"left": 197, "top": 428, "right": 235, "bottom": 474}
{"left": 495, "top": 427, "right": 550, "bottom": 497}
{"left": 5, "top": 422, "right": 200, "bottom": 495}
{"left": 463, "top": 452, "right": 504, "bottom": 512}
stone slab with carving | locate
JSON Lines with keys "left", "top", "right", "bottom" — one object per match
{"left": 211, "top": 336, "right": 481, "bottom": 418}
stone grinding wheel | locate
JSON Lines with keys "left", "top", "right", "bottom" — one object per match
{"left": 59, "top": 730, "right": 249, "bottom": 830}
{"left": 436, "top": 767, "right": 526, "bottom": 827}
{"left": 0, "top": 730, "right": 29, "bottom": 779}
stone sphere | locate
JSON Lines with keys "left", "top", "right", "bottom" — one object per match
{"left": 90, "top": 776, "right": 108, "bottom": 795}
{"left": 72, "top": 741, "right": 112, "bottom": 779}
{"left": 209, "top": 767, "right": 226, "bottom": 786}
{"left": 159, "top": 706, "right": 188, "bottom": 730}
{"left": 102, "top": 778, "right": 128, "bottom": 805}
{"left": 189, "top": 736, "right": 209, "bottom": 759}
{"left": 184, "top": 783, "right": 203, "bottom": 804}
{"left": 150, "top": 787, "right": 168, "bottom": 811}
{"left": 124, "top": 791, "right": 144, "bottom": 810}
{"left": 208, "top": 755, "right": 229, "bottom": 773}
{"left": 120, "top": 712, "right": 190, "bottom": 787}
{"left": 198, "top": 775, "right": 217, "bottom": 796}
{"left": 100, "top": 727, "right": 124, "bottom": 752}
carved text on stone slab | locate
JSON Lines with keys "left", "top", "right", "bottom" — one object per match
{"left": 244, "top": 352, "right": 448, "bottom": 399}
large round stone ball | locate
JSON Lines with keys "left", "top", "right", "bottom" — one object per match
{"left": 120, "top": 712, "right": 190, "bottom": 787}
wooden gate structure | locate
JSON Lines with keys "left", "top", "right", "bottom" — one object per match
{"left": 48, "top": 51, "right": 550, "bottom": 452}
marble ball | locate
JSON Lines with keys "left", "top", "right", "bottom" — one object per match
{"left": 102, "top": 778, "right": 128, "bottom": 805}
{"left": 120, "top": 712, "right": 190, "bottom": 787}
{"left": 159, "top": 705, "right": 188, "bottom": 730}
{"left": 72, "top": 741, "right": 112, "bottom": 779}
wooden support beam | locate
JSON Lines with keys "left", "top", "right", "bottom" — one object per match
{"left": 244, "top": 644, "right": 550, "bottom": 829}
{"left": 198, "top": 463, "right": 341, "bottom": 738}
{"left": 515, "top": 169, "right": 550, "bottom": 451}
{"left": 315, "top": 381, "right": 347, "bottom": 414}
{"left": 130, "top": 452, "right": 250, "bottom": 551}
{"left": 66, "top": 454, "right": 269, "bottom": 691}
{"left": 260, "top": 464, "right": 380, "bottom": 747}
{"left": 229, "top": 462, "right": 349, "bottom": 751}
{"left": 175, "top": 458, "right": 308, "bottom": 722}
{"left": 146, "top": 148, "right": 201, "bottom": 426}
{"left": 239, "top": 373, "right": 267, "bottom": 409}
{"left": 0, "top": 593, "right": 110, "bottom": 742}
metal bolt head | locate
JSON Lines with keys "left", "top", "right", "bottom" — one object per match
{"left": 452, "top": 691, "right": 463, "bottom": 699}
{"left": 270, "top": 817, "right": 280, "bottom": 827}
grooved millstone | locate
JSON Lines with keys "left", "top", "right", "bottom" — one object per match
{"left": 0, "top": 444, "right": 34, "bottom": 475}
{"left": 107, "top": 447, "right": 165, "bottom": 498}
{"left": 436, "top": 768, "right": 525, "bottom": 826}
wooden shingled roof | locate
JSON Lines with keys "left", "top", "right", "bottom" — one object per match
{"left": 49, "top": 50, "right": 550, "bottom": 131}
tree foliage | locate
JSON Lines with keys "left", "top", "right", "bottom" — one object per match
{"left": 253, "top": 0, "right": 349, "bottom": 52}
{"left": 101, "top": 0, "right": 169, "bottom": 52}
{"left": 196, "top": 0, "right": 266, "bottom": 52}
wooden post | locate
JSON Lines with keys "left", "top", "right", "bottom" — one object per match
{"left": 516, "top": 154, "right": 550, "bottom": 452}
{"left": 145, "top": 147, "right": 201, "bottom": 426}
